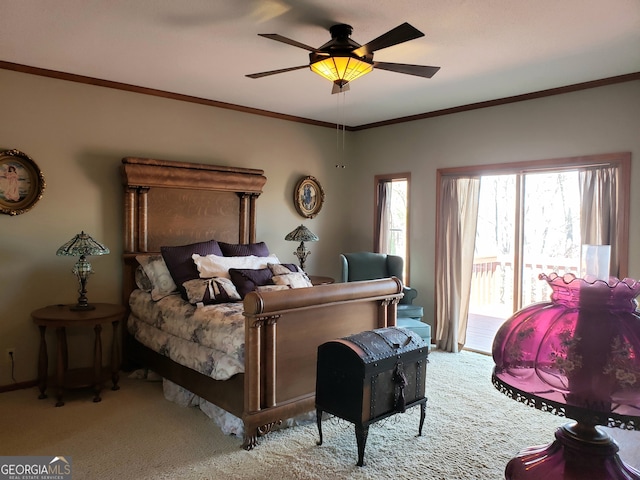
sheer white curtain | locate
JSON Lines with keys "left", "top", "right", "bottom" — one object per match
{"left": 579, "top": 166, "right": 619, "bottom": 277}
{"left": 375, "top": 180, "right": 392, "bottom": 253}
{"left": 435, "top": 176, "right": 480, "bottom": 353}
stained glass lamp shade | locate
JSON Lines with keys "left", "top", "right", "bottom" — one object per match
{"left": 56, "top": 231, "right": 110, "bottom": 311}
{"left": 310, "top": 55, "right": 373, "bottom": 90}
{"left": 492, "top": 273, "right": 640, "bottom": 479}
{"left": 285, "top": 225, "right": 318, "bottom": 271}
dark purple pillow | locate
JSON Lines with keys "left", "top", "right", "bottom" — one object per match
{"left": 219, "top": 241, "right": 270, "bottom": 257}
{"left": 160, "top": 240, "right": 223, "bottom": 299}
{"left": 229, "top": 268, "right": 274, "bottom": 298}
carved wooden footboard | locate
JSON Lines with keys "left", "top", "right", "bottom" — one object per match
{"left": 241, "top": 278, "right": 402, "bottom": 448}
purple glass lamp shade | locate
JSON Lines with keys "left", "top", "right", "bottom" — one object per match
{"left": 492, "top": 273, "right": 640, "bottom": 479}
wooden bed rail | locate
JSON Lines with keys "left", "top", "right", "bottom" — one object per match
{"left": 243, "top": 277, "right": 404, "bottom": 314}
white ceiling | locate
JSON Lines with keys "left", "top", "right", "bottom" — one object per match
{"left": 2, "top": 0, "right": 639, "bottom": 127}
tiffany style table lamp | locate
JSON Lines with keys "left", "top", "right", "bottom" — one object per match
{"left": 56, "top": 231, "right": 110, "bottom": 310}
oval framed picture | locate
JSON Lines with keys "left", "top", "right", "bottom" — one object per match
{"left": 294, "top": 175, "right": 324, "bottom": 218}
{"left": 0, "top": 149, "right": 46, "bottom": 216}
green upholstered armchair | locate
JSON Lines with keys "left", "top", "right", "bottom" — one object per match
{"left": 340, "top": 252, "right": 430, "bottom": 344}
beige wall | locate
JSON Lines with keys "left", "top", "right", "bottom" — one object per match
{"left": 1, "top": 67, "right": 638, "bottom": 387}
{"left": 348, "top": 80, "right": 640, "bottom": 324}
{"left": 0, "top": 68, "right": 352, "bottom": 386}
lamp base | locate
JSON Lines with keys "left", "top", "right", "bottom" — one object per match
{"left": 505, "top": 422, "right": 640, "bottom": 480}
{"left": 294, "top": 241, "right": 310, "bottom": 272}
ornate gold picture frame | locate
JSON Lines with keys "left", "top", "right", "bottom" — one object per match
{"left": 0, "top": 149, "right": 46, "bottom": 216}
{"left": 294, "top": 175, "right": 324, "bottom": 218}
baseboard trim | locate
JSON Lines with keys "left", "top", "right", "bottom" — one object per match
{"left": 0, "top": 379, "right": 37, "bottom": 393}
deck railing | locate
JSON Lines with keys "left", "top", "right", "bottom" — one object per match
{"left": 469, "top": 256, "right": 579, "bottom": 315}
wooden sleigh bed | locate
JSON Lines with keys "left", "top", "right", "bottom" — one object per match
{"left": 121, "top": 157, "right": 403, "bottom": 449}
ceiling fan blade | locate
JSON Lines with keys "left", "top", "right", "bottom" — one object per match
{"left": 283, "top": 0, "right": 340, "bottom": 29}
{"left": 258, "top": 33, "right": 318, "bottom": 51}
{"left": 246, "top": 65, "right": 309, "bottom": 79}
{"left": 373, "top": 62, "right": 440, "bottom": 78}
{"left": 353, "top": 22, "right": 424, "bottom": 57}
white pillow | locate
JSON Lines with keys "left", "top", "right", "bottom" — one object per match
{"left": 192, "top": 253, "right": 280, "bottom": 279}
{"left": 136, "top": 255, "right": 178, "bottom": 301}
{"left": 182, "top": 277, "right": 241, "bottom": 306}
{"left": 268, "top": 263, "right": 301, "bottom": 275}
{"left": 272, "top": 272, "right": 313, "bottom": 289}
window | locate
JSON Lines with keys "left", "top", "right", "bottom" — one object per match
{"left": 375, "top": 173, "right": 411, "bottom": 282}
{"left": 435, "top": 152, "right": 630, "bottom": 353}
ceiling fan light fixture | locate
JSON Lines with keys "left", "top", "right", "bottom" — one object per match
{"left": 310, "top": 55, "right": 373, "bottom": 87}
{"left": 247, "top": 22, "right": 439, "bottom": 91}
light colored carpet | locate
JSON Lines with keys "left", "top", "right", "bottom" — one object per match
{"left": 1, "top": 350, "right": 638, "bottom": 479}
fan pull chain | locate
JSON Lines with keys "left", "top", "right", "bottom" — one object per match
{"left": 336, "top": 88, "right": 347, "bottom": 169}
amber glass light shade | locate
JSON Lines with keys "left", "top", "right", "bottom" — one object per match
{"left": 310, "top": 55, "right": 373, "bottom": 88}
{"left": 492, "top": 273, "right": 640, "bottom": 479}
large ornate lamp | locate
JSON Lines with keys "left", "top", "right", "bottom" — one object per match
{"left": 285, "top": 224, "right": 318, "bottom": 271}
{"left": 492, "top": 272, "right": 640, "bottom": 479}
{"left": 56, "top": 231, "right": 110, "bottom": 311}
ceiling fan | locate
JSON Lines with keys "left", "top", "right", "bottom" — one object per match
{"left": 246, "top": 22, "right": 440, "bottom": 93}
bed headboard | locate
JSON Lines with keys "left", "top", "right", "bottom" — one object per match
{"left": 121, "top": 157, "right": 267, "bottom": 303}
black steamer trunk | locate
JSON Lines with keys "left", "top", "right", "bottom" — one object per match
{"left": 315, "top": 327, "right": 429, "bottom": 466}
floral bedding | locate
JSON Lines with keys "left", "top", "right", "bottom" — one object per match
{"left": 128, "top": 289, "right": 246, "bottom": 380}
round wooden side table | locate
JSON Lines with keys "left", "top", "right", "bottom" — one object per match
{"left": 31, "top": 303, "right": 126, "bottom": 407}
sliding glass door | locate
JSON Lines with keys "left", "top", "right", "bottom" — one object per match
{"left": 435, "top": 152, "right": 629, "bottom": 353}
{"left": 466, "top": 171, "right": 582, "bottom": 353}
{"left": 521, "top": 171, "right": 581, "bottom": 303}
